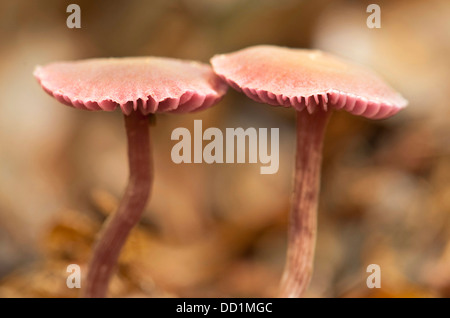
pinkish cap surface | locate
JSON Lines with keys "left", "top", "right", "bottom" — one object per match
{"left": 211, "top": 45, "right": 408, "bottom": 119}
{"left": 34, "top": 57, "right": 228, "bottom": 115}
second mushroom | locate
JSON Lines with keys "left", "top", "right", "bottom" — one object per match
{"left": 34, "top": 57, "right": 227, "bottom": 297}
{"left": 211, "top": 45, "right": 408, "bottom": 297}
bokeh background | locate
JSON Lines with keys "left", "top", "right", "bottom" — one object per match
{"left": 0, "top": 0, "right": 449, "bottom": 297}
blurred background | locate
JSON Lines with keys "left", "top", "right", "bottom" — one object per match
{"left": 0, "top": 0, "right": 449, "bottom": 298}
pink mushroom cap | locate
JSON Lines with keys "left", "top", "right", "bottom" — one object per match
{"left": 211, "top": 45, "right": 408, "bottom": 119}
{"left": 34, "top": 57, "right": 228, "bottom": 115}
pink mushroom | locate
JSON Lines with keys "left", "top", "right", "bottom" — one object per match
{"left": 211, "top": 45, "right": 408, "bottom": 298}
{"left": 34, "top": 57, "right": 227, "bottom": 297}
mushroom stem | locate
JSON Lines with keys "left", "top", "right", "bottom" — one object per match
{"left": 279, "top": 108, "right": 331, "bottom": 298}
{"left": 83, "top": 111, "right": 153, "bottom": 298}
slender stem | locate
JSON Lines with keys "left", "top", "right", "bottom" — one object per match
{"left": 279, "top": 109, "right": 331, "bottom": 298}
{"left": 82, "top": 111, "right": 153, "bottom": 298}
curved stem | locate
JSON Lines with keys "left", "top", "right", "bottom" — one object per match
{"left": 82, "top": 111, "right": 153, "bottom": 298}
{"left": 279, "top": 109, "right": 331, "bottom": 298}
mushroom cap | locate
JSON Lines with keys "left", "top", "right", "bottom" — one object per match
{"left": 211, "top": 45, "right": 407, "bottom": 119}
{"left": 34, "top": 57, "right": 228, "bottom": 115}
